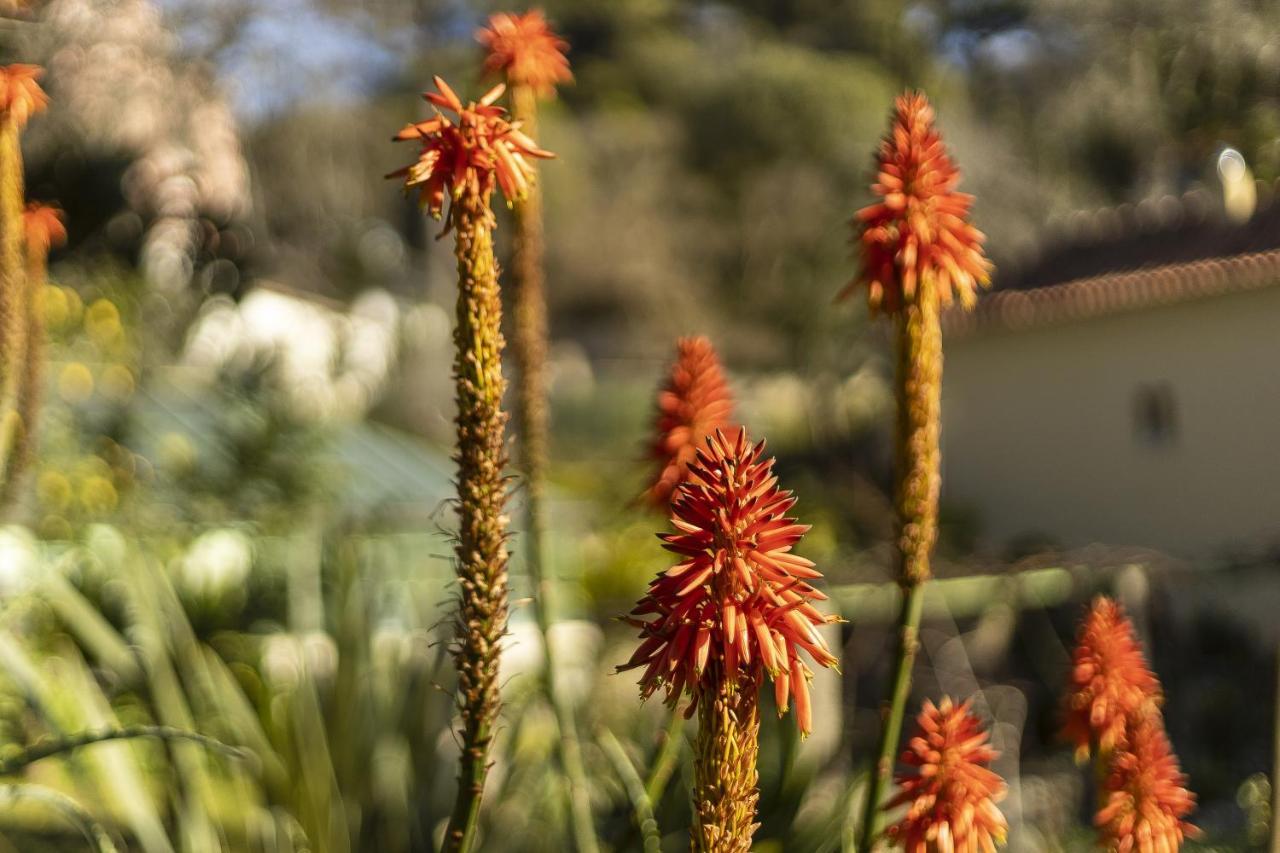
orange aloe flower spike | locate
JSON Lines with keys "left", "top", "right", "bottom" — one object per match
{"left": 0, "top": 64, "right": 48, "bottom": 129}
{"left": 643, "top": 336, "right": 735, "bottom": 507}
{"left": 840, "top": 91, "right": 991, "bottom": 314}
{"left": 387, "top": 75, "right": 553, "bottom": 218}
{"left": 1063, "top": 596, "right": 1163, "bottom": 761}
{"left": 619, "top": 426, "right": 838, "bottom": 735}
{"left": 22, "top": 203, "right": 66, "bottom": 256}
{"left": 1096, "top": 716, "right": 1198, "bottom": 853}
{"left": 477, "top": 9, "right": 573, "bottom": 98}
{"left": 885, "top": 697, "right": 1009, "bottom": 853}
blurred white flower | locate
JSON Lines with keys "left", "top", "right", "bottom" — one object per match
{"left": 83, "top": 523, "right": 128, "bottom": 575}
{"left": 0, "top": 527, "right": 39, "bottom": 599}
{"left": 180, "top": 528, "right": 253, "bottom": 599}
{"left": 181, "top": 285, "right": 401, "bottom": 421}
{"left": 261, "top": 630, "right": 338, "bottom": 690}
{"left": 503, "top": 618, "right": 603, "bottom": 705}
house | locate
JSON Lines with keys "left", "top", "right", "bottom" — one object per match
{"left": 940, "top": 184, "right": 1280, "bottom": 558}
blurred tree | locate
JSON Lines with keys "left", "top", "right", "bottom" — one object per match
{"left": 928, "top": 0, "right": 1280, "bottom": 197}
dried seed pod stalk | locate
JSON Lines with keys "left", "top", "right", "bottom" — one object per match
{"left": 847, "top": 91, "right": 991, "bottom": 850}
{"left": 389, "top": 75, "right": 551, "bottom": 853}
{"left": 885, "top": 697, "right": 1008, "bottom": 853}
{"left": 645, "top": 336, "right": 734, "bottom": 507}
{"left": 620, "top": 427, "right": 838, "bottom": 851}
{"left": 0, "top": 65, "right": 48, "bottom": 494}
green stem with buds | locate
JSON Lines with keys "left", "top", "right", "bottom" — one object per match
{"left": 856, "top": 276, "right": 942, "bottom": 851}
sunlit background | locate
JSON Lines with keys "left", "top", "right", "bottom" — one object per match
{"left": 2, "top": 0, "right": 1279, "bottom": 849}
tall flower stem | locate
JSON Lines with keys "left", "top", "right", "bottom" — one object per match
{"left": 692, "top": 666, "right": 762, "bottom": 853}
{"left": 1272, "top": 642, "right": 1280, "bottom": 853}
{"left": 858, "top": 583, "right": 926, "bottom": 850}
{"left": 0, "top": 66, "right": 46, "bottom": 505}
{"left": 841, "top": 92, "right": 988, "bottom": 851}
{"left": 621, "top": 428, "right": 838, "bottom": 852}
{"left": 508, "top": 80, "right": 599, "bottom": 853}
{"left": 444, "top": 185, "right": 511, "bottom": 853}
{"left": 858, "top": 273, "right": 941, "bottom": 851}
{"left": 475, "top": 14, "right": 592, "bottom": 846}
{"left": 0, "top": 117, "right": 26, "bottom": 480}
{"left": 391, "top": 75, "right": 551, "bottom": 852}
{"left": 0, "top": 203, "right": 62, "bottom": 508}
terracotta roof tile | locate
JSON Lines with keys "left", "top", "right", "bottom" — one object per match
{"left": 946, "top": 183, "right": 1280, "bottom": 335}
{"left": 944, "top": 249, "right": 1280, "bottom": 336}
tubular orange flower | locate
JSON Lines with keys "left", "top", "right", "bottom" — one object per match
{"left": 0, "top": 65, "right": 47, "bottom": 129}
{"left": 885, "top": 697, "right": 1008, "bottom": 853}
{"left": 644, "top": 336, "right": 735, "bottom": 507}
{"left": 477, "top": 9, "right": 572, "bottom": 99}
{"left": 1096, "top": 716, "right": 1198, "bottom": 852}
{"left": 1063, "top": 597, "right": 1162, "bottom": 761}
{"left": 389, "top": 75, "right": 552, "bottom": 217}
{"left": 22, "top": 203, "right": 65, "bottom": 257}
{"left": 841, "top": 91, "right": 990, "bottom": 314}
{"left": 620, "top": 427, "right": 838, "bottom": 735}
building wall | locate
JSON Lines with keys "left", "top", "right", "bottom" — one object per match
{"left": 940, "top": 285, "right": 1280, "bottom": 557}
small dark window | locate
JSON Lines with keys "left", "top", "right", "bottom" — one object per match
{"left": 1133, "top": 383, "right": 1178, "bottom": 447}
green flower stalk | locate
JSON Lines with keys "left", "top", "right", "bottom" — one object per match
{"left": 389, "top": 75, "right": 552, "bottom": 853}
{"left": 840, "top": 92, "right": 990, "bottom": 852}
{"left": 0, "top": 64, "right": 47, "bottom": 496}
{"left": 475, "top": 13, "right": 598, "bottom": 853}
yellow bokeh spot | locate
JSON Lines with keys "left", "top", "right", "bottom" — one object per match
{"left": 64, "top": 287, "right": 84, "bottom": 326}
{"left": 79, "top": 475, "right": 118, "bottom": 515}
{"left": 37, "top": 471, "right": 72, "bottom": 511}
{"left": 85, "top": 299, "right": 123, "bottom": 349}
{"left": 39, "top": 514, "right": 73, "bottom": 541}
{"left": 58, "top": 363, "right": 94, "bottom": 403}
{"left": 158, "top": 431, "right": 196, "bottom": 472}
{"left": 39, "top": 285, "right": 69, "bottom": 330}
{"left": 100, "top": 365, "right": 135, "bottom": 402}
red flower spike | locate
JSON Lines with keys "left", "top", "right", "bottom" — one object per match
{"left": 619, "top": 427, "right": 838, "bottom": 735}
{"left": 388, "top": 75, "right": 553, "bottom": 218}
{"left": 477, "top": 9, "right": 572, "bottom": 98}
{"left": 644, "top": 336, "right": 734, "bottom": 507}
{"left": 885, "top": 697, "right": 1009, "bottom": 853}
{"left": 23, "top": 203, "right": 66, "bottom": 256}
{"left": 1063, "top": 597, "right": 1162, "bottom": 761}
{"left": 0, "top": 64, "right": 48, "bottom": 129}
{"left": 841, "top": 91, "right": 991, "bottom": 314}
{"left": 1096, "top": 716, "right": 1198, "bottom": 853}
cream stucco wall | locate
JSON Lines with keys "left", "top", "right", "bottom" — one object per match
{"left": 940, "top": 285, "right": 1280, "bottom": 556}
